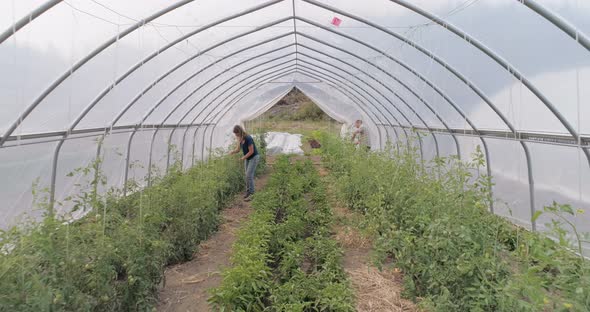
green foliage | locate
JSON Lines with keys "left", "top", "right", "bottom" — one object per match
{"left": 210, "top": 156, "right": 354, "bottom": 311}
{"left": 261, "top": 88, "right": 331, "bottom": 122}
{"left": 207, "top": 208, "right": 275, "bottom": 311}
{"left": 254, "top": 131, "right": 268, "bottom": 176}
{"left": 0, "top": 155, "right": 244, "bottom": 311}
{"left": 318, "top": 132, "right": 590, "bottom": 311}
{"left": 291, "top": 101, "right": 329, "bottom": 121}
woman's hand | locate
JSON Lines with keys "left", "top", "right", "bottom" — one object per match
{"left": 229, "top": 141, "right": 240, "bottom": 156}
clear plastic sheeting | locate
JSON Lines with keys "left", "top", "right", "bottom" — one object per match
{"left": 98, "top": 131, "right": 130, "bottom": 193}
{"left": 0, "top": 141, "right": 55, "bottom": 228}
{"left": 432, "top": 133, "right": 459, "bottom": 159}
{"left": 0, "top": 0, "right": 588, "bottom": 252}
{"left": 127, "top": 129, "right": 155, "bottom": 187}
{"left": 486, "top": 138, "right": 533, "bottom": 229}
{"left": 52, "top": 135, "right": 103, "bottom": 219}
{"left": 264, "top": 132, "right": 305, "bottom": 156}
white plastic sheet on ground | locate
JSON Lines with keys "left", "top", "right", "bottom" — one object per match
{"left": 264, "top": 132, "right": 304, "bottom": 156}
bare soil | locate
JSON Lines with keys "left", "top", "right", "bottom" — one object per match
{"left": 156, "top": 173, "right": 271, "bottom": 312}
{"left": 156, "top": 155, "right": 419, "bottom": 312}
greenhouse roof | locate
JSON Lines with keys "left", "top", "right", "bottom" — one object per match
{"left": 0, "top": 0, "right": 589, "bottom": 233}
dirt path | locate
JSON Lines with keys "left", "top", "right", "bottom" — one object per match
{"left": 318, "top": 164, "right": 419, "bottom": 312}
{"left": 156, "top": 173, "right": 271, "bottom": 312}
{"left": 156, "top": 154, "right": 417, "bottom": 311}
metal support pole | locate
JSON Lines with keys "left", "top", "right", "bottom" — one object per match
{"left": 297, "top": 8, "right": 534, "bottom": 212}
{"left": 110, "top": 29, "right": 295, "bottom": 128}
{"left": 122, "top": 131, "right": 136, "bottom": 196}
{"left": 200, "top": 125, "right": 210, "bottom": 162}
{"left": 481, "top": 138, "right": 494, "bottom": 213}
{"left": 298, "top": 51, "right": 438, "bottom": 158}
{"left": 296, "top": 62, "right": 411, "bottom": 152}
{"left": 158, "top": 62, "right": 297, "bottom": 164}
{"left": 0, "top": 0, "right": 199, "bottom": 147}
{"left": 192, "top": 70, "right": 302, "bottom": 145}
{"left": 125, "top": 51, "right": 298, "bottom": 178}
{"left": 0, "top": 0, "right": 63, "bottom": 45}
{"left": 208, "top": 75, "right": 386, "bottom": 152}
{"left": 179, "top": 126, "right": 189, "bottom": 171}
{"left": 48, "top": 132, "right": 106, "bottom": 214}
{"left": 164, "top": 34, "right": 456, "bottom": 157}
{"left": 92, "top": 134, "right": 105, "bottom": 200}
{"left": 2, "top": 2, "right": 289, "bottom": 148}
{"left": 296, "top": 59, "right": 410, "bottom": 143}
{"left": 294, "top": 20, "right": 479, "bottom": 159}
{"left": 199, "top": 66, "right": 388, "bottom": 147}
{"left": 137, "top": 60, "right": 297, "bottom": 180}
{"left": 191, "top": 126, "right": 201, "bottom": 165}
{"left": 294, "top": 69, "right": 392, "bottom": 149}
{"left": 209, "top": 125, "right": 215, "bottom": 160}
{"left": 156, "top": 53, "right": 296, "bottom": 133}
{"left": 522, "top": 142, "right": 536, "bottom": 231}
{"left": 298, "top": 39, "right": 455, "bottom": 157}
{"left": 48, "top": 139, "right": 65, "bottom": 214}
{"left": 205, "top": 68, "right": 388, "bottom": 152}
{"left": 292, "top": 0, "right": 298, "bottom": 66}
{"left": 520, "top": 0, "right": 590, "bottom": 52}
{"left": 147, "top": 129, "right": 157, "bottom": 187}
{"left": 166, "top": 132, "right": 173, "bottom": 174}
{"left": 304, "top": 0, "right": 590, "bottom": 168}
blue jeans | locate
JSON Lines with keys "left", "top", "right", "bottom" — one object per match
{"left": 244, "top": 154, "right": 260, "bottom": 195}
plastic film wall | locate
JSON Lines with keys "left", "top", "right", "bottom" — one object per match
{"left": 0, "top": 0, "right": 589, "bottom": 252}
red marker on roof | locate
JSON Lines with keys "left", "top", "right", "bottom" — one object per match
{"left": 331, "top": 16, "right": 342, "bottom": 27}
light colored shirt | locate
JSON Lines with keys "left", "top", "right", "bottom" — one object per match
{"left": 353, "top": 125, "right": 369, "bottom": 147}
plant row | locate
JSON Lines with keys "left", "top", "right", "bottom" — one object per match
{"left": 209, "top": 156, "right": 354, "bottom": 311}
{"left": 0, "top": 145, "right": 262, "bottom": 312}
{"left": 318, "top": 132, "right": 590, "bottom": 312}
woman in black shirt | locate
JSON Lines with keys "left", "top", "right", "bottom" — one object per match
{"left": 229, "top": 125, "right": 259, "bottom": 201}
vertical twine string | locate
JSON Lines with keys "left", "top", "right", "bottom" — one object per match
{"left": 10, "top": 0, "right": 26, "bottom": 295}
{"left": 138, "top": 21, "right": 145, "bottom": 246}
{"left": 12, "top": 0, "right": 22, "bottom": 144}
{"left": 576, "top": 1, "right": 583, "bottom": 205}
{"left": 68, "top": 4, "right": 78, "bottom": 131}
{"left": 518, "top": 79, "right": 523, "bottom": 184}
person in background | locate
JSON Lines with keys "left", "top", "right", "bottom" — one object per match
{"left": 351, "top": 119, "right": 370, "bottom": 151}
{"left": 229, "top": 125, "right": 259, "bottom": 201}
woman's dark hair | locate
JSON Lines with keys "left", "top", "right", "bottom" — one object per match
{"left": 233, "top": 125, "right": 247, "bottom": 139}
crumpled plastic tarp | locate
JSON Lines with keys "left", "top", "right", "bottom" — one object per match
{"left": 264, "top": 132, "right": 304, "bottom": 156}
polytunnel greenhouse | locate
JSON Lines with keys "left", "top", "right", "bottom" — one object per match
{"left": 1, "top": 0, "right": 590, "bottom": 311}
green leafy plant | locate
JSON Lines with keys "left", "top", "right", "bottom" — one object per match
{"left": 0, "top": 153, "right": 245, "bottom": 311}
{"left": 210, "top": 156, "right": 354, "bottom": 311}
{"left": 318, "top": 131, "right": 590, "bottom": 311}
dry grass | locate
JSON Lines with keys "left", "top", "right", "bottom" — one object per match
{"left": 350, "top": 267, "right": 419, "bottom": 312}
{"left": 320, "top": 167, "right": 421, "bottom": 312}
{"left": 156, "top": 174, "right": 270, "bottom": 312}
{"left": 334, "top": 223, "right": 371, "bottom": 249}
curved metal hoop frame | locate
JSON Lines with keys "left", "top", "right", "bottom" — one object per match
{"left": 2, "top": 0, "right": 589, "bottom": 231}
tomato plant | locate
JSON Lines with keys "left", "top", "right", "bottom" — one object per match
{"left": 318, "top": 132, "right": 590, "bottom": 311}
